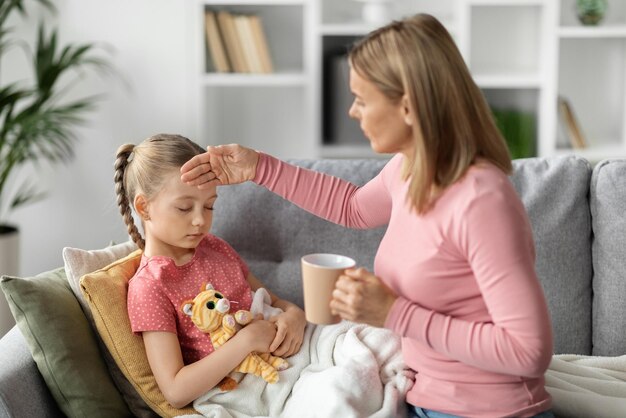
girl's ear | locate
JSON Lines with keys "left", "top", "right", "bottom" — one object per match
{"left": 134, "top": 194, "right": 150, "bottom": 221}
{"left": 401, "top": 94, "right": 413, "bottom": 126}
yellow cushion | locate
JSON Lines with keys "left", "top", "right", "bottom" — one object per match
{"left": 80, "top": 249, "right": 197, "bottom": 417}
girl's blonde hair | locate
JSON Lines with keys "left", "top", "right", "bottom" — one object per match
{"left": 114, "top": 133, "right": 205, "bottom": 250}
{"left": 349, "top": 13, "right": 512, "bottom": 214}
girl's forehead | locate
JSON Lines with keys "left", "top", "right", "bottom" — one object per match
{"left": 160, "top": 170, "right": 217, "bottom": 198}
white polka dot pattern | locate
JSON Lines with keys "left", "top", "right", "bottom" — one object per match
{"left": 127, "top": 234, "right": 252, "bottom": 364}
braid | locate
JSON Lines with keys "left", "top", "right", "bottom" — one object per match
{"left": 114, "top": 144, "right": 145, "bottom": 250}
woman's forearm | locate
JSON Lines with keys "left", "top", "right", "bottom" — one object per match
{"left": 253, "top": 153, "right": 391, "bottom": 229}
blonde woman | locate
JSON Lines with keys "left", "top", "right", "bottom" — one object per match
{"left": 114, "top": 134, "right": 306, "bottom": 408}
{"left": 181, "top": 14, "right": 554, "bottom": 418}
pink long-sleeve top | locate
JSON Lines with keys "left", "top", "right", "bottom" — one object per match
{"left": 254, "top": 152, "right": 553, "bottom": 418}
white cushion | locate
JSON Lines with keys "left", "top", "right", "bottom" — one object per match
{"left": 62, "top": 240, "right": 138, "bottom": 316}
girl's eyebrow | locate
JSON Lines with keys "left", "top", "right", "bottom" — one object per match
{"left": 174, "top": 194, "right": 218, "bottom": 201}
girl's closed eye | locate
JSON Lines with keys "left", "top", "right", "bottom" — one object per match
{"left": 178, "top": 207, "right": 192, "bottom": 212}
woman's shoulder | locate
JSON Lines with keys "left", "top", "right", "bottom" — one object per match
{"left": 376, "top": 153, "right": 405, "bottom": 187}
{"left": 443, "top": 160, "right": 516, "bottom": 209}
{"left": 465, "top": 159, "right": 512, "bottom": 190}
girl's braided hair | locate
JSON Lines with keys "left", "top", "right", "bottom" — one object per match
{"left": 113, "top": 134, "right": 205, "bottom": 250}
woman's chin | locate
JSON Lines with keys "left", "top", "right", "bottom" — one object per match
{"left": 368, "top": 141, "right": 385, "bottom": 154}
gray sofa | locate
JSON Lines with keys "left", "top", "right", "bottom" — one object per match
{"left": 1, "top": 155, "right": 625, "bottom": 417}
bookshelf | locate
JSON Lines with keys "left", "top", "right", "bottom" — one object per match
{"left": 191, "top": 0, "right": 626, "bottom": 162}
{"left": 191, "top": 0, "right": 316, "bottom": 159}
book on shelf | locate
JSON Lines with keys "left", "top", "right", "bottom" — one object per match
{"left": 216, "top": 10, "right": 248, "bottom": 73}
{"left": 206, "top": 10, "right": 274, "bottom": 74}
{"left": 249, "top": 14, "right": 274, "bottom": 74}
{"left": 558, "top": 96, "right": 587, "bottom": 149}
{"left": 205, "top": 10, "right": 230, "bottom": 73}
{"left": 235, "top": 14, "right": 263, "bottom": 73}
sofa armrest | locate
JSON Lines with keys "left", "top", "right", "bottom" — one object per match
{"left": 0, "top": 326, "right": 63, "bottom": 418}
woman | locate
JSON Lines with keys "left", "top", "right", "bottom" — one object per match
{"left": 181, "top": 14, "right": 554, "bottom": 418}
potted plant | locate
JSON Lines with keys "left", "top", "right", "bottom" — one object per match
{"left": 576, "top": 0, "right": 608, "bottom": 26}
{"left": 0, "top": 0, "right": 109, "bottom": 280}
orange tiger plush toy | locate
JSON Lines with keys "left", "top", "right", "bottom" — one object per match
{"left": 182, "top": 283, "right": 289, "bottom": 390}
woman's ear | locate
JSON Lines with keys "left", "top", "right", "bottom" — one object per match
{"left": 401, "top": 94, "right": 413, "bottom": 126}
{"left": 134, "top": 194, "right": 150, "bottom": 221}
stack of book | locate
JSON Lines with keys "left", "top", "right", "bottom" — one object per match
{"left": 205, "top": 9, "right": 274, "bottom": 74}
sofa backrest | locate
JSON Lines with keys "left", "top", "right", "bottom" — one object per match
{"left": 212, "top": 156, "right": 598, "bottom": 357}
{"left": 511, "top": 156, "right": 593, "bottom": 355}
{"left": 590, "top": 159, "right": 626, "bottom": 356}
{"left": 212, "top": 159, "right": 388, "bottom": 310}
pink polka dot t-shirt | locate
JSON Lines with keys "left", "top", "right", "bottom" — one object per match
{"left": 127, "top": 234, "right": 253, "bottom": 364}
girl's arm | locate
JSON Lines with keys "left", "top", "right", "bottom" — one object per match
{"left": 143, "top": 319, "right": 276, "bottom": 408}
{"left": 246, "top": 272, "right": 306, "bottom": 357}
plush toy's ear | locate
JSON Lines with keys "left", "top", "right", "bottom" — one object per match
{"left": 181, "top": 300, "right": 194, "bottom": 317}
{"left": 199, "top": 282, "right": 214, "bottom": 293}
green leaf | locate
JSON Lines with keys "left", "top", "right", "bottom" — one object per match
{"left": 0, "top": 0, "right": 112, "bottom": 224}
{"left": 9, "top": 181, "right": 46, "bottom": 211}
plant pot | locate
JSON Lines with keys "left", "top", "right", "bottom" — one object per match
{"left": 0, "top": 224, "right": 19, "bottom": 337}
{"left": 577, "top": 0, "right": 608, "bottom": 26}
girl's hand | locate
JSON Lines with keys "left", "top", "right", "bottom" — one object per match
{"left": 330, "top": 267, "right": 397, "bottom": 327}
{"left": 268, "top": 307, "right": 306, "bottom": 357}
{"left": 180, "top": 144, "right": 259, "bottom": 188}
{"left": 239, "top": 315, "right": 278, "bottom": 353}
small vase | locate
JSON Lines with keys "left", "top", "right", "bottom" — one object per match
{"left": 354, "top": 0, "right": 393, "bottom": 25}
{"left": 576, "top": 0, "right": 608, "bottom": 26}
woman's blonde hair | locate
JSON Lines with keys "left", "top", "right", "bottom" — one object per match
{"left": 349, "top": 13, "right": 512, "bottom": 214}
{"left": 113, "top": 133, "right": 205, "bottom": 250}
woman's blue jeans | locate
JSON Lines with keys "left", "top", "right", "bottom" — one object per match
{"left": 408, "top": 405, "right": 556, "bottom": 418}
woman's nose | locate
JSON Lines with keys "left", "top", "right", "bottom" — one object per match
{"left": 348, "top": 102, "right": 357, "bottom": 119}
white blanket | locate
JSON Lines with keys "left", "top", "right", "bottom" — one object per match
{"left": 178, "top": 321, "right": 414, "bottom": 418}
{"left": 546, "top": 354, "right": 626, "bottom": 418}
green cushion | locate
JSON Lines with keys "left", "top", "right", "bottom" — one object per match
{"left": 0, "top": 268, "right": 131, "bottom": 418}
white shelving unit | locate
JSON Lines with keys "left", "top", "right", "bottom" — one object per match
{"left": 190, "top": 0, "right": 316, "bottom": 159}
{"left": 191, "top": 0, "right": 626, "bottom": 162}
{"left": 556, "top": 0, "right": 626, "bottom": 162}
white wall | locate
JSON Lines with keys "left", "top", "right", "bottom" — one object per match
{"left": 6, "top": 0, "right": 194, "bottom": 276}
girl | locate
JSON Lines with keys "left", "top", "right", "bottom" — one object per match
{"left": 114, "top": 134, "right": 306, "bottom": 408}
{"left": 181, "top": 14, "right": 555, "bottom": 418}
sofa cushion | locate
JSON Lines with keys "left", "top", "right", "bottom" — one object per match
{"left": 590, "top": 159, "right": 626, "bottom": 356}
{"left": 215, "top": 156, "right": 593, "bottom": 355}
{"left": 80, "top": 250, "right": 197, "bottom": 417}
{"left": 63, "top": 241, "right": 157, "bottom": 418}
{"left": 511, "top": 156, "right": 592, "bottom": 355}
{"left": 211, "top": 158, "right": 389, "bottom": 309}
{"left": 63, "top": 240, "right": 137, "bottom": 317}
{"left": 0, "top": 268, "right": 131, "bottom": 418}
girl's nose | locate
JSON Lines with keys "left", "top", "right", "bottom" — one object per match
{"left": 192, "top": 210, "right": 205, "bottom": 226}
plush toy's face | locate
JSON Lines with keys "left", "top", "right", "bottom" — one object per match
{"left": 183, "top": 284, "right": 230, "bottom": 332}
